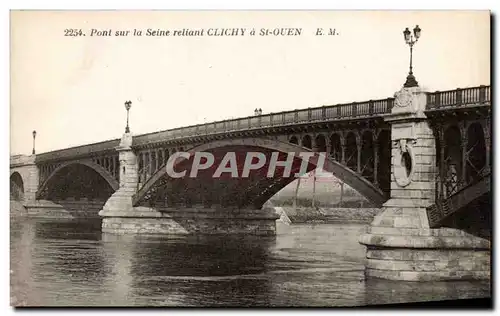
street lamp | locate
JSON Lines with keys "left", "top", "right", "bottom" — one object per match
{"left": 32, "top": 130, "right": 36, "bottom": 155}
{"left": 403, "top": 25, "right": 421, "bottom": 88}
{"left": 124, "top": 100, "right": 132, "bottom": 133}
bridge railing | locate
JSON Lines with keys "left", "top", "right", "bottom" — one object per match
{"left": 35, "top": 139, "right": 121, "bottom": 163}
{"left": 426, "top": 85, "right": 490, "bottom": 110}
{"left": 134, "top": 97, "right": 394, "bottom": 146}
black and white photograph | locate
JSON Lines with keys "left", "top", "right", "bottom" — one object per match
{"left": 8, "top": 9, "right": 492, "bottom": 308}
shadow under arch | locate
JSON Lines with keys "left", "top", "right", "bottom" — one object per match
{"left": 10, "top": 171, "right": 24, "bottom": 201}
{"left": 133, "top": 137, "right": 387, "bottom": 207}
{"left": 37, "top": 160, "right": 119, "bottom": 200}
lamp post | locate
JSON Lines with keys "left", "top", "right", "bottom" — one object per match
{"left": 403, "top": 25, "right": 421, "bottom": 88}
{"left": 32, "top": 130, "right": 36, "bottom": 155}
{"left": 124, "top": 101, "right": 132, "bottom": 133}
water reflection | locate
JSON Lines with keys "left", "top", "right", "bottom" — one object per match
{"left": 100, "top": 233, "right": 277, "bottom": 306}
{"left": 10, "top": 213, "right": 491, "bottom": 307}
{"left": 10, "top": 220, "right": 38, "bottom": 306}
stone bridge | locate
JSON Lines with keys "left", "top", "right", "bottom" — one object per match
{"left": 10, "top": 84, "right": 491, "bottom": 281}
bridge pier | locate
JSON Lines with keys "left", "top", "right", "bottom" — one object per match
{"left": 99, "top": 133, "right": 280, "bottom": 235}
{"left": 99, "top": 132, "right": 139, "bottom": 219}
{"left": 101, "top": 206, "right": 279, "bottom": 235}
{"left": 359, "top": 86, "right": 490, "bottom": 281}
{"left": 23, "top": 157, "right": 39, "bottom": 205}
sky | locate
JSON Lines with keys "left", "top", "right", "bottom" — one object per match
{"left": 10, "top": 10, "right": 490, "bottom": 155}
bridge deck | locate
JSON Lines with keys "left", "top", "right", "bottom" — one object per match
{"left": 34, "top": 85, "right": 490, "bottom": 163}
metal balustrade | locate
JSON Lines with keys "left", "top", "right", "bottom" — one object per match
{"left": 426, "top": 85, "right": 490, "bottom": 110}
{"left": 131, "top": 97, "right": 395, "bottom": 147}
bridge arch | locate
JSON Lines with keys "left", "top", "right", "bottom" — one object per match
{"left": 133, "top": 137, "right": 387, "bottom": 207}
{"left": 443, "top": 124, "right": 463, "bottom": 196}
{"left": 345, "top": 132, "right": 358, "bottom": 171}
{"left": 466, "top": 122, "right": 486, "bottom": 182}
{"left": 10, "top": 171, "right": 24, "bottom": 201}
{"left": 360, "top": 130, "right": 375, "bottom": 182}
{"left": 329, "top": 133, "right": 342, "bottom": 162}
{"left": 301, "top": 134, "right": 312, "bottom": 149}
{"left": 315, "top": 134, "right": 327, "bottom": 152}
{"left": 427, "top": 171, "right": 491, "bottom": 239}
{"left": 376, "top": 129, "right": 391, "bottom": 193}
{"left": 37, "top": 160, "right": 119, "bottom": 200}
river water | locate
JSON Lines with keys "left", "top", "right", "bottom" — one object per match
{"left": 10, "top": 214, "right": 490, "bottom": 307}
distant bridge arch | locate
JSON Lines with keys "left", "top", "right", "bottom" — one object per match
{"left": 37, "top": 160, "right": 119, "bottom": 200}
{"left": 10, "top": 171, "right": 24, "bottom": 201}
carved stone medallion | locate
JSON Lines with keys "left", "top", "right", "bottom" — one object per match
{"left": 394, "top": 88, "right": 413, "bottom": 108}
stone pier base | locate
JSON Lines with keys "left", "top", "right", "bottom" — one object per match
{"left": 100, "top": 207, "right": 280, "bottom": 236}
{"left": 363, "top": 247, "right": 490, "bottom": 281}
{"left": 24, "top": 199, "right": 106, "bottom": 219}
{"left": 359, "top": 206, "right": 491, "bottom": 281}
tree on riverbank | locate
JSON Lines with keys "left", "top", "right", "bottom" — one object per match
{"left": 312, "top": 169, "right": 317, "bottom": 208}
{"left": 293, "top": 175, "right": 301, "bottom": 212}
{"left": 332, "top": 176, "right": 345, "bottom": 207}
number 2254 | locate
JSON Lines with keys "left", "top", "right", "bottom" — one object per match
{"left": 64, "top": 29, "right": 85, "bottom": 37}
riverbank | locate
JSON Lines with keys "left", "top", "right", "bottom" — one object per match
{"left": 273, "top": 206, "right": 381, "bottom": 224}
{"left": 10, "top": 200, "right": 27, "bottom": 217}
